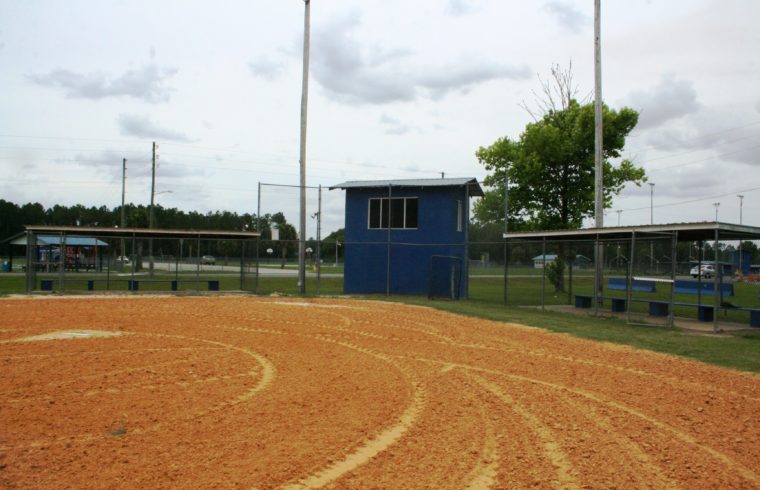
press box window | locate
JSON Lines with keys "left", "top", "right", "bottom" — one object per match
{"left": 368, "top": 197, "right": 418, "bottom": 229}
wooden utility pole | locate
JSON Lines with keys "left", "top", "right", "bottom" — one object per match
{"left": 594, "top": 0, "right": 603, "bottom": 227}
{"left": 594, "top": 0, "right": 604, "bottom": 303}
{"left": 298, "top": 0, "right": 310, "bottom": 294}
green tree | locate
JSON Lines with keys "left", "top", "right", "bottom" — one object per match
{"left": 474, "top": 99, "right": 645, "bottom": 229}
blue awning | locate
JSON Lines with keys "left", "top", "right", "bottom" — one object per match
{"left": 8, "top": 235, "right": 109, "bottom": 247}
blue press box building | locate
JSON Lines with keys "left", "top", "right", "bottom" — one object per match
{"left": 331, "top": 178, "right": 484, "bottom": 297}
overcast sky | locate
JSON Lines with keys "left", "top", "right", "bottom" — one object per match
{"left": 1, "top": 0, "right": 759, "bottom": 236}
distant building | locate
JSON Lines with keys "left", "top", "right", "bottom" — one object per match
{"left": 330, "top": 178, "right": 483, "bottom": 297}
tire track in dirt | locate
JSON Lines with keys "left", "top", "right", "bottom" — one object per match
{"left": 469, "top": 373, "right": 581, "bottom": 489}
{"left": 408, "top": 355, "right": 759, "bottom": 487}
{"left": 279, "top": 333, "right": 426, "bottom": 488}
{"left": 0, "top": 332, "right": 275, "bottom": 451}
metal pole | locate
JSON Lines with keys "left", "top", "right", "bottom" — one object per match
{"left": 738, "top": 194, "right": 744, "bottom": 274}
{"left": 503, "top": 171, "right": 509, "bottom": 304}
{"left": 669, "top": 231, "right": 677, "bottom": 328}
{"left": 713, "top": 229, "right": 719, "bottom": 333}
{"left": 256, "top": 181, "right": 261, "bottom": 294}
{"left": 121, "top": 158, "right": 126, "bottom": 268}
{"left": 149, "top": 142, "right": 156, "bottom": 277}
{"left": 626, "top": 231, "right": 636, "bottom": 323}
{"left": 316, "top": 185, "right": 322, "bottom": 295}
{"left": 58, "top": 233, "right": 65, "bottom": 292}
{"left": 297, "top": 0, "right": 311, "bottom": 295}
{"left": 386, "top": 184, "right": 392, "bottom": 296}
{"left": 541, "top": 237, "right": 546, "bottom": 310}
{"left": 649, "top": 182, "right": 654, "bottom": 273}
{"left": 25, "top": 230, "right": 34, "bottom": 293}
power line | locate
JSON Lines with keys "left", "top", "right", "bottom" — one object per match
{"left": 645, "top": 142, "right": 760, "bottom": 173}
{"left": 619, "top": 185, "right": 760, "bottom": 213}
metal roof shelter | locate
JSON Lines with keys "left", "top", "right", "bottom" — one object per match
{"left": 23, "top": 225, "right": 261, "bottom": 240}
{"left": 504, "top": 221, "right": 760, "bottom": 332}
{"left": 7, "top": 234, "right": 109, "bottom": 247}
{"left": 18, "top": 225, "right": 261, "bottom": 293}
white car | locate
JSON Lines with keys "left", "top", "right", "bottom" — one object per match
{"left": 115, "top": 255, "right": 131, "bottom": 265}
{"left": 201, "top": 255, "right": 216, "bottom": 265}
{"left": 690, "top": 264, "right": 715, "bottom": 279}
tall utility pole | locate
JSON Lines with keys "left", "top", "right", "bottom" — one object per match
{"left": 149, "top": 141, "right": 156, "bottom": 275}
{"left": 593, "top": 0, "right": 604, "bottom": 302}
{"left": 713, "top": 202, "right": 720, "bottom": 221}
{"left": 297, "top": 0, "right": 311, "bottom": 294}
{"left": 616, "top": 209, "right": 622, "bottom": 226}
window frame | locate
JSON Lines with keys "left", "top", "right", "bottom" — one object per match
{"left": 367, "top": 196, "right": 419, "bottom": 230}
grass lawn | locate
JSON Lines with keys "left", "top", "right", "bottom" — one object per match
{"left": 383, "top": 295, "right": 760, "bottom": 374}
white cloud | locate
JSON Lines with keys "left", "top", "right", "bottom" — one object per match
{"left": 249, "top": 57, "right": 286, "bottom": 80}
{"left": 29, "top": 64, "right": 177, "bottom": 103}
{"left": 310, "top": 12, "right": 530, "bottom": 105}
{"left": 542, "top": 1, "right": 589, "bottom": 34}
{"left": 117, "top": 114, "right": 193, "bottom": 142}
{"left": 379, "top": 114, "right": 411, "bottom": 135}
{"left": 625, "top": 75, "right": 701, "bottom": 130}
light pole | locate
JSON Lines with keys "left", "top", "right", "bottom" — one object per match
{"left": 713, "top": 202, "right": 720, "bottom": 221}
{"left": 616, "top": 209, "right": 622, "bottom": 227}
{"left": 737, "top": 194, "right": 744, "bottom": 224}
{"left": 334, "top": 241, "right": 341, "bottom": 267}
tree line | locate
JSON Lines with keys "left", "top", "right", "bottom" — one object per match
{"left": 0, "top": 199, "right": 345, "bottom": 264}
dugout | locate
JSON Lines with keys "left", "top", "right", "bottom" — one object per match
{"left": 331, "top": 178, "right": 484, "bottom": 298}
{"left": 19, "top": 225, "right": 260, "bottom": 294}
{"left": 504, "top": 222, "right": 760, "bottom": 332}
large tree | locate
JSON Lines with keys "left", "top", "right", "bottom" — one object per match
{"left": 475, "top": 96, "right": 645, "bottom": 230}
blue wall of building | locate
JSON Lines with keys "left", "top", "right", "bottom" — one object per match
{"left": 342, "top": 185, "right": 470, "bottom": 296}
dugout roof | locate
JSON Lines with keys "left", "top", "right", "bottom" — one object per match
{"left": 504, "top": 222, "right": 760, "bottom": 242}
{"left": 22, "top": 225, "right": 261, "bottom": 240}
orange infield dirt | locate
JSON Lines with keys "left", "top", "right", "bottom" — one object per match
{"left": 1, "top": 296, "right": 759, "bottom": 489}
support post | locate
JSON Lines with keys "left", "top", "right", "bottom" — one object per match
{"left": 669, "top": 232, "right": 677, "bottom": 327}
{"left": 713, "top": 228, "right": 719, "bottom": 333}
{"left": 541, "top": 238, "right": 546, "bottom": 310}
{"left": 626, "top": 231, "right": 636, "bottom": 323}
{"left": 386, "top": 184, "right": 392, "bottom": 296}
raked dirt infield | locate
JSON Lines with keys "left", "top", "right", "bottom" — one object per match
{"left": 0, "top": 296, "right": 758, "bottom": 489}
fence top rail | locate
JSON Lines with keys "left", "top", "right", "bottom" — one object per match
{"left": 23, "top": 226, "right": 260, "bottom": 240}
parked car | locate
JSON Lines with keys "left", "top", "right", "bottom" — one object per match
{"left": 690, "top": 264, "right": 715, "bottom": 279}
{"left": 201, "top": 255, "right": 216, "bottom": 265}
{"left": 115, "top": 255, "right": 131, "bottom": 265}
